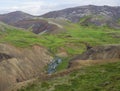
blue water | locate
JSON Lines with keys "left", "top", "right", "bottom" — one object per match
{"left": 47, "top": 57, "right": 62, "bottom": 74}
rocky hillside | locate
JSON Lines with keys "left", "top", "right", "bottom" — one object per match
{"left": 0, "top": 44, "right": 52, "bottom": 91}
{"left": 41, "top": 5, "right": 120, "bottom": 27}
{"left": 1, "top": 5, "right": 120, "bottom": 33}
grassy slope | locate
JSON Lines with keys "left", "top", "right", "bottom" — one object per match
{"left": 19, "top": 61, "right": 120, "bottom": 91}
{"left": 0, "top": 21, "right": 120, "bottom": 71}
{"left": 0, "top": 22, "right": 120, "bottom": 53}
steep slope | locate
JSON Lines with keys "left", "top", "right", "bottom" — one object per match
{"left": 41, "top": 5, "right": 120, "bottom": 27}
{"left": 0, "top": 44, "right": 52, "bottom": 91}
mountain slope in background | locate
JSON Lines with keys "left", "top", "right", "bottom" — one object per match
{"left": 0, "top": 11, "right": 34, "bottom": 24}
{"left": 41, "top": 5, "right": 120, "bottom": 28}
{"left": 1, "top": 5, "right": 120, "bottom": 33}
{"left": 0, "top": 11, "right": 62, "bottom": 34}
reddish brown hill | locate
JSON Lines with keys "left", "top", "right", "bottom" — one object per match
{"left": 12, "top": 19, "right": 59, "bottom": 34}
{"left": 0, "top": 11, "right": 61, "bottom": 34}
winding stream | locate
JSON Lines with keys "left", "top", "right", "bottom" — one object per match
{"left": 47, "top": 57, "right": 62, "bottom": 74}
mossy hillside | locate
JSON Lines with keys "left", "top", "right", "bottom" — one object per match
{"left": 0, "top": 22, "right": 120, "bottom": 55}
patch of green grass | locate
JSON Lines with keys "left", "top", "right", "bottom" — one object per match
{"left": 65, "top": 23, "right": 120, "bottom": 45}
{"left": 41, "top": 82, "right": 50, "bottom": 88}
{"left": 79, "top": 15, "right": 92, "bottom": 23}
{"left": 0, "top": 26, "right": 40, "bottom": 47}
{"left": 20, "top": 61, "right": 120, "bottom": 91}
{"left": 56, "top": 57, "right": 70, "bottom": 71}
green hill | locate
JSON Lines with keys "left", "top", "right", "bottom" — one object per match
{"left": 0, "top": 21, "right": 120, "bottom": 71}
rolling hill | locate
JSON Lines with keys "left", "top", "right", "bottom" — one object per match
{"left": 0, "top": 11, "right": 34, "bottom": 24}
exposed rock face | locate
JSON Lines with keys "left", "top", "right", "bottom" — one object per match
{"left": 12, "top": 19, "right": 59, "bottom": 34}
{"left": 0, "top": 44, "right": 52, "bottom": 91}
{"left": 41, "top": 5, "right": 120, "bottom": 27}
{"left": 72, "top": 45, "right": 120, "bottom": 60}
{"left": 69, "top": 45, "right": 120, "bottom": 68}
